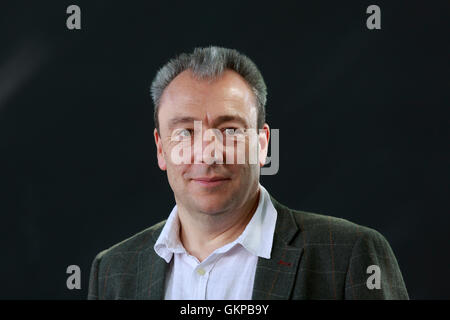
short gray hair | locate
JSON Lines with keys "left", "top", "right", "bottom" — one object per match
{"left": 150, "top": 46, "right": 267, "bottom": 131}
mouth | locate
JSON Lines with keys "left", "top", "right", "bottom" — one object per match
{"left": 191, "top": 176, "right": 231, "bottom": 187}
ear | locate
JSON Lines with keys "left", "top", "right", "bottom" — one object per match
{"left": 154, "top": 128, "right": 167, "bottom": 171}
{"left": 258, "top": 123, "right": 270, "bottom": 167}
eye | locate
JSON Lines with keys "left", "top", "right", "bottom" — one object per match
{"left": 224, "top": 128, "right": 245, "bottom": 136}
{"left": 180, "top": 129, "right": 191, "bottom": 137}
{"left": 173, "top": 128, "right": 192, "bottom": 139}
{"left": 224, "top": 128, "right": 236, "bottom": 136}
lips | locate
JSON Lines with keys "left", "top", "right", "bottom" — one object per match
{"left": 193, "top": 176, "right": 229, "bottom": 182}
{"left": 191, "top": 176, "right": 230, "bottom": 187}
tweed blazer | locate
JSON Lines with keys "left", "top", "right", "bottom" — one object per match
{"left": 87, "top": 196, "right": 408, "bottom": 300}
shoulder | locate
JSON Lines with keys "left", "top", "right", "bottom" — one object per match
{"left": 297, "top": 209, "right": 385, "bottom": 244}
{"left": 93, "top": 220, "right": 167, "bottom": 263}
{"left": 293, "top": 210, "right": 386, "bottom": 246}
{"left": 276, "top": 201, "right": 397, "bottom": 270}
{"left": 273, "top": 202, "right": 408, "bottom": 299}
{"left": 273, "top": 198, "right": 388, "bottom": 247}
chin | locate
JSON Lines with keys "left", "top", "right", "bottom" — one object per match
{"left": 193, "top": 196, "right": 232, "bottom": 215}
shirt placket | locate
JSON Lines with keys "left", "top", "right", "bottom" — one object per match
{"left": 183, "top": 254, "right": 207, "bottom": 300}
{"left": 191, "top": 253, "right": 224, "bottom": 300}
{"left": 194, "top": 264, "right": 210, "bottom": 299}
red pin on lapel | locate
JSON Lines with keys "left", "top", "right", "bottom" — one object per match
{"left": 278, "top": 260, "right": 292, "bottom": 267}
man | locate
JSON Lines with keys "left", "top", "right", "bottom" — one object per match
{"left": 87, "top": 46, "right": 408, "bottom": 300}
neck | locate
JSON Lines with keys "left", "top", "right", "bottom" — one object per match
{"left": 177, "top": 186, "right": 261, "bottom": 262}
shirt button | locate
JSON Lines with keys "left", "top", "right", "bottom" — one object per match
{"left": 196, "top": 268, "right": 206, "bottom": 276}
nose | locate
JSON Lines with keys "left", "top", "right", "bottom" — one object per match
{"left": 193, "top": 121, "right": 224, "bottom": 165}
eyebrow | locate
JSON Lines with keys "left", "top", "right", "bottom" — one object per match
{"left": 167, "top": 115, "right": 249, "bottom": 129}
{"left": 211, "top": 115, "right": 248, "bottom": 128}
{"left": 168, "top": 116, "right": 199, "bottom": 129}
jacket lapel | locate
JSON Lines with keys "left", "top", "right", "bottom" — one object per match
{"left": 135, "top": 224, "right": 168, "bottom": 300}
{"left": 252, "top": 197, "right": 304, "bottom": 300}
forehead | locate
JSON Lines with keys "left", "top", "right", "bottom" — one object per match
{"left": 158, "top": 69, "right": 257, "bottom": 126}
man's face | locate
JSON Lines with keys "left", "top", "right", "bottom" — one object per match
{"left": 154, "top": 69, "right": 270, "bottom": 215}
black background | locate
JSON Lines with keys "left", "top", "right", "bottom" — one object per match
{"left": 0, "top": 0, "right": 448, "bottom": 299}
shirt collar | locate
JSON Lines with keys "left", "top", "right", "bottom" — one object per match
{"left": 154, "top": 183, "right": 277, "bottom": 263}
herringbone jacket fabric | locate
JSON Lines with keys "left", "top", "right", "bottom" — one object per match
{"left": 87, "top": 196, "right": 409, "bottom": 300}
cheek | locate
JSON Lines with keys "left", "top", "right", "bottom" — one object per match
{"left": 166, "top": 140, "right": 194, "bottom": 166}
{"left": 166, "top": 162, "right": 189, "bottom": 185}
{"left": 165, "top": 167, "right": 182, "bottom": 194}
{"left": 166, "top": 161, "right": 182, "bottom": 176}
{"left": 229, "top": 163, "right": 256, "bottom": 181}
